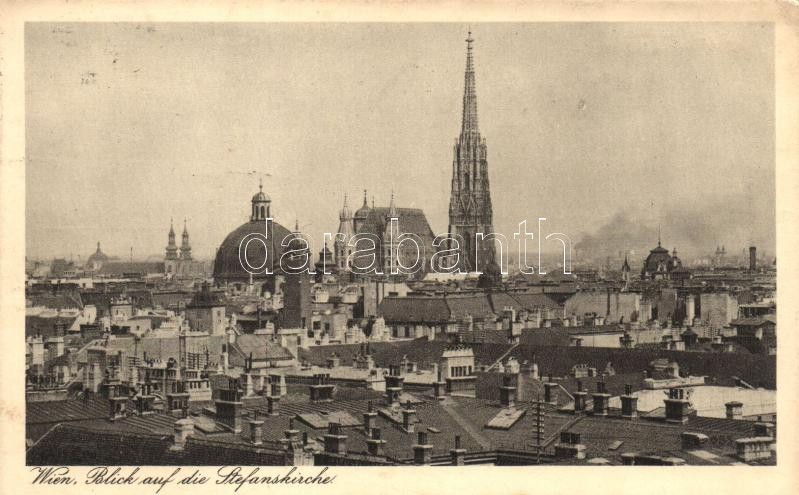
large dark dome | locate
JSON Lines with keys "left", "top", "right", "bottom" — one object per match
{"left": 213, "top": 219, "right": 294, "bottom": 283}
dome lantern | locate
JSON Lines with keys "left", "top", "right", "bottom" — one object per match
{"left": 251, "top": 179, "right": 271, "bottom": 221}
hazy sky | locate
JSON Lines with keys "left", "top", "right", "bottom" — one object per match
{"left": 26, "top": 22, "right": 774, "bottom": 261}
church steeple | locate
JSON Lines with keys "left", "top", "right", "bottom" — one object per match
{"left": 447, "top": 29, "right": 495, "bottom": 272}
{"left": 180, "top": 218, "right": 192, "bottom": 260}
{"left": 461, "top": 30, "right": 479, "bottom": 137}
{"left": 388, "top": 190, "right": 397, "bottom": 218}
{"left": 165, "top": 218, "right": 179, "bottom": 260}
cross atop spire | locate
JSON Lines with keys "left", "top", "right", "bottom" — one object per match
{"left": 259, "top": 177, "right": 263, "bottom": 192}
{"left": 362, "top": 189, "right": 368, "bottom": 207}
{"left": 461, "top": 28, "right": 479, "bottom": 136}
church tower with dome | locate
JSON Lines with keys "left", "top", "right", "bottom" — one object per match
{"left": 212, "top": 180, "right": 295, "bottom": 294}
{"left": 641, "top": 231, "right": 683, "bottom": 280}
{"left": 447, "top": 31, "right": 496, "bottom": 273}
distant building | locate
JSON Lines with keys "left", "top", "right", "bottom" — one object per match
{"left": 164, "top": 219, "right": 206, "bottom": 279}
{"left": 641, "top": 236, "right": 683, "bottom": 280}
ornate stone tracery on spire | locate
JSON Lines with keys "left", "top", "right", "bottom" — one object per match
{"left": 447, "top": 29, "right": 495, "bottom": 272}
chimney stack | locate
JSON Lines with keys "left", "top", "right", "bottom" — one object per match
{"left": 664, "top": 388, "right": 691, "bottom": 423}
{"left": 499, "top": 374, "right": 516, "bottom": 408}
{"left": 544, "top": 381, "right": 559, "bottom": 405}
{"left": 309, "top": 373, "right": 334, "bottom": 402}
{"left": 620, "top": 384, "right": 638, "bottom": 419}
{"left": 592, "top": 381, "right": 610, "bottom": 416}
{"left": 384, "top": 365, "right": 405, "bottom": 406}
{"left": 366, "top": 427, "right": 386, "bottom": 457}
{"left": 749, "top": 246, "right": 757, "bottom": 271}
{"left": 413, "top": 429, "right": 433, "bottom": 465}
{"left": 402, "top": 400, "right": 417, "bottom": 433}
{"left": 573, "top": 380, "right": 587, "bottom": 413}
{"left": 450, "top": 435, "right": 467, "bottom": 466}
{"left": 323, "top": 421, "right": 348, "bottom": 454}
{"left": 363, "top": 400, "right": 377, "bottom": 436}
{"left": 725, "top": 401, "right": 743, "bottom": 420}
{"left": 554, "top": 431, "right": 587, "bottom": 459}
{"left": 248, "top": 411, "right": 264, "bottom": 445}
{"left": 215, "top": 378, "right": 244, "bottom": 433}
{"left": 166, "top": 381, "right": 190, "bottom": 417}
{"left": 170, "top": 417, "right": 195, "bottom": 451}
{"left": 267, "top": 394, "right": 280, "bottom": 416}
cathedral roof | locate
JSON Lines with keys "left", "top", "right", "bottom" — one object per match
{"left": 353, "top": 190, "right": 371, "bottom": 220}
{"left": 355, "top": 207, "right": 436, "bottom": 240}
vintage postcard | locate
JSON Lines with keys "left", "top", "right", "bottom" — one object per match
{"left": 1, "top": 1, "right": 798, "bottom": 495}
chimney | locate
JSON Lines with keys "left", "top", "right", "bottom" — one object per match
{"left": 309, "top": 373, "right": 334, "bottom": 402}
{"left": 735, "top": 437, "right": 773, "bottom": 462}
{"left": 554, "top": 431, "right": 587, "bottom": 460}
{"left": 323, "top": 421, "right": 347, "bottom": 454}
{"left": 166, "top": 381, "right": 190, "bottom": 417}
{"left": 433, "top": 368, "right": 447, "bottom": 400}
{"left": 544, "top": 381, "right": 559, "bottom": 405}
{"left": 450, "top": 435, "right": 467, "bottom": 466}
{"left": 749, "top": 246, "right": 757, "bottom": 271}
{"left": 573, "top": 380, "right": 587, "bottom": 413}
{"left": 170, "top": 417, "right": 195, "bottom": 451}
{"left": 283, "top": 417, "right": 301, "bottom": 443}
{"left": 267, "top": 395, "right": 280, "bottom": 416}
{"left": 665, "top": 388, "right": 691, "bottom": 423}
{"left": 402, "top": 400, "right": 417, "bottom": 433}
{"left": 592, "top": 381, "right": 610, "bottom": 417}
{"left": 725, "top": 401, "right": 743, "bottom": 420}
{"left": 248, "top": 411, "right": 264, "bottom": 445}
{"left": 363, "top": 400, "right": 377, "bottom": 436}
{"left": 135, "top": 383, "right": 156, "bottom": 416}
{"left": 753, "top": 422, "right": 775, "bottom": 438}
{"left": 384, "top": 365, "right": 405, "bottom": 406}
{"left": 499, "top": 375, "right": 516, "bottom": 408}
{"left": 620, "top": 384, "right": 638, "bottom": 419}
{"left": 366, "top": 427, "right": 386, "bottom": 457}
{"left": 109, "top": 395, "right": 127, "bottom": 421}
{"left": 685, "top": 296, "right": 695, "bottom": 324}
{"left": 215, "top": 378, "right": 244, "bottom": 433}
{"left": 413, "top": 429, "right": 433, "bottom": 465}
{"left": 680, "top": 432, "right": 709, "bottom": 450}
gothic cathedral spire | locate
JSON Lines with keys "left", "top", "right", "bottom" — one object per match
{"left": 447, "top": 30, "right": 495, "bottom": 272}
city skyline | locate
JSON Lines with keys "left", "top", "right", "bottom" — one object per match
{"left": 26, "top": 23, "right": 775, "bottom": 260}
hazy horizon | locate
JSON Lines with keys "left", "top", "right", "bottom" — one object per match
{"left": 26, "top": 23, "right": 775, "bottom": 262}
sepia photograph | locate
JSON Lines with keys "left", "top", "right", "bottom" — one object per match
{"left": 14, "top": 17, "right": 784, "bottom": 473}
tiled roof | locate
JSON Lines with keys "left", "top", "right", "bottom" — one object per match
{"left": 446, "top": 294, "right": 495, "bottom": 320}
{"left": 229, "top": 334, "right": 295, "bottom": 364}
{"left": 298, "top": 338, "right": 451, "bottom": 369}
{"left": 29, "top": 293, "right": 83, "bottom": 310}
{"left": 505, "top": 292, "right": 562, "bottom": 311}
{"left": 25, "top": 315, "right": 79, "bottom": 338}
{"left": 98, "top": 262, "right": 165, "bottom": 276}
{"left": 507, "top": 345, "right": 776, "bottom": 389}
{"left": 378, "top": 297, "right": 451, "bottom": 323}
